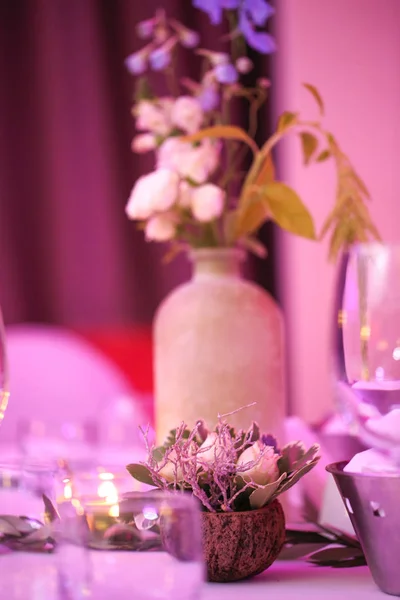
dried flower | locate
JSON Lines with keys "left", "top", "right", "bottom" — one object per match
{"left": 127, "top": 411, "right": 321, "bottom": 513}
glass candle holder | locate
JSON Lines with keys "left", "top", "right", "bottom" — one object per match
{"left": 58, "top": 467, "right": 204, "bottom": 600}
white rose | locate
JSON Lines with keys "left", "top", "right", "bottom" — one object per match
{"left": 135, "top": 99, "right": 172, "bottom": 136}
{"left": 145, "top": 213, "right": 176, "bottom": 242}
{"left": 157, "top": 138, "right": 220, "bottom": 184}
{"left": 158, "top": 450, "right": 183, "bottom": 482}
{"left": 131, "top": 133, "right": 157, "bottom": 153}
{"left": 171, "top": 96, "right": 204, "bottom": 134}
{"left": 197, "top": 433, "right": 224, "bottom": 465}
{"left": 125, "top": 169, "right": 179, "bottom": 220}
{"left": 236, "top": 441, "right": 280, "bottom": 486}
{"left": 190, "top": 184, "right": 225, "bottom": 222}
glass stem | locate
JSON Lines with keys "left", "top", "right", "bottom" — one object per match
{"left": 357, "top": 254, "right": 370, "bottom": 381}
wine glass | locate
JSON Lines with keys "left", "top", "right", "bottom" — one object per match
{"left": 334, "top": 243, "right": 400, "bottom": 461}
{"left": 0, "top": 308, "right": 9, "bottom": 426}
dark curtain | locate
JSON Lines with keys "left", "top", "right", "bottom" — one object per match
{"left": 0, "top": 0, "right": 276, "bottom": 327}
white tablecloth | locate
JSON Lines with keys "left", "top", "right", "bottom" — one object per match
{"left": 205, "top": 561, "right": 386, "bottom": 599}
{"left": 0, "top": 554, "right": 387, "bottom": 600}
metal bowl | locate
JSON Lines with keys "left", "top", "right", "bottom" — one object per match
{"left": 326, "top": 461, "right": 400, "bottom": 596}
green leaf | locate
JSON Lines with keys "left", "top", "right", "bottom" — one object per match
{"left": 260, "top": 182, "right": 316, "bottom": 240}
{"left": 316, "top": 149, "right": 331, "bottom": 162}
{"left": 277, "top": 111, "right": 298, "bottom": 133}
{"left": 285, "top": 528, "right": 334, "bottom": 545}
{"left": 249, "top": 473, "right": 286, "bottom": 509}
{"left": 275, "top": 458, "right": 320, "bottom": 497}
{"left": 253, "top": 152, "right": 275, "bottom": 187}
{"left": 294, "top": 444, "right": 320, "bottom": 470}
{"left": 166, "top": 429, "right": 177, "bottom": 446}
{"left": 278, "top": 441, "right": 306, "bottom": 474}
{"left": 280, "top": 542, "right": 329, "bottom": 561}
{"left": 307, "top": 546, "right": 366, "bottom": 567}
{"left": 352, "top": 169, "right": 371, "bottom": 200}
{"left": 235, "top": 190, "right": 270, "bottom": 238}
{"left": 181, "top": 125, "right": 259, "bottom": 155}
{"left": 303, "top": 82, "right": 325, "bottom": 115}
{"left": 126, "top": 464, "right": 157, "bottom": 486}
{"left": 300, "top": 132, "right": 318, "bottom": 165}
{"left": 247, "top": 421, "right": 260, "bottom": 443}
{"left": 42, "top": 494, "right": 60, "bottom": 523}
{"left": 152, "top": 446, "right": 166, "bottom": 462}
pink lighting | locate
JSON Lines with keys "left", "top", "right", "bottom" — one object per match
{"left": 275, "top": 0, "right": 400, "bottom": 422}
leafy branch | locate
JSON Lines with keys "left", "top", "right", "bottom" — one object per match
{"left": 183, "top": 83, "right": 381, "bottom": 259}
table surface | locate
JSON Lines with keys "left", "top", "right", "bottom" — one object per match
{"left": 205, "top": 561, "right": 387, "bottom": 599}
{"left": 0, "top": 553, "right": 388, "bottom": 600}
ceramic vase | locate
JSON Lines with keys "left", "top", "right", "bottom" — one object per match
{"left": 154, "top": 248, "right": 286, "bottom": 443}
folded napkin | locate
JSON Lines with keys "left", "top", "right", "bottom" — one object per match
{"left": 344, "top": 448, "right": 399, "bottom": 475}
{"left": 364, "top": 408, "right": 400, "bottom": 445}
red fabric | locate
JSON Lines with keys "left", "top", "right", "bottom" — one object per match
{"left": 77, "top": 327, "right": 153, "bottom": 395}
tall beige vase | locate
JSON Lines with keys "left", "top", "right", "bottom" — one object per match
{"left": 154, "top": 248, "right": 286, "bottom": 443}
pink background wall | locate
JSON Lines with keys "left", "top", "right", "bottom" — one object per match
{"left": 275, "top": 0, "right": 400, "bottom": 422}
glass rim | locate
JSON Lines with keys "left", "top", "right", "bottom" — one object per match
{"left": 351, "top": 241, "right": 400, "bottom": 253}
{"left": 0, "top": 458, "right": 58, "bottom": 474}
{"left": 76, "top": 489, "right": 202, "bottom": 511}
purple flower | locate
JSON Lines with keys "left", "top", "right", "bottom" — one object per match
{"left": 221, "top": 0, "right": 241, "bottom": 7}
{"left": 149, "top": 47, "right": 171, "bottom": 71}
{"left": 239, "top": 6, "right": 276, "bottom": 54}
{"left": 243, "top": 0, "right": 274, "bottom": 26}
{"left": 214, "top": 63, "right": 238, "bottom": 84}
{"left": 193, "top": 0, "right": 276, "bottom": 55}
{"left": 193, "top": 0, "right": 223, "bottom": 25}
{"left": 198, "top": 85, "right": 220, "bottom": 111}
{"left": 125, "top": 51, "right": 148, "bottom": 75}
{"left": 136, "top": 18, "right": 155, "bottom": 39}
{"left": 261, "top": 434, "right": 279, "bottom": 454}
{"left": 180, "top": 29, "right": 200, "bottom": 48}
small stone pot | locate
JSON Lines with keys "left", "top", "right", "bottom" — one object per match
{"left": 201, "top": 499, "right": 285, "bottom": 583}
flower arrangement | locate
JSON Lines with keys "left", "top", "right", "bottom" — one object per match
{"left": 127, "top": 409, "right": 320, "bottom": 513}
{"left": 125, "top": 0, "right": 379, "bottom": 259}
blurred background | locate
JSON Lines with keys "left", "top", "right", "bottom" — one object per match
{"left": 0, "top": 0, "right": 399, "bottom": 426}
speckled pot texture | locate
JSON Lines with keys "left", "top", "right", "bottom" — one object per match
{"left": 201, "top": 499, "right": 285, "bottom": 583}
